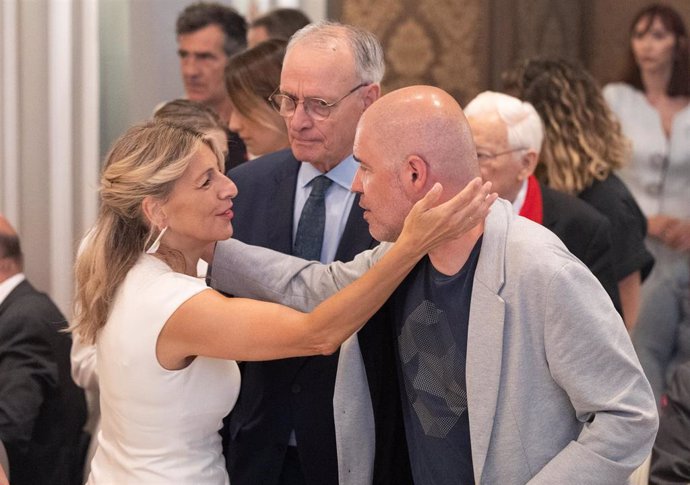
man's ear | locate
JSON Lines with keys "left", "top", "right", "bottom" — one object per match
{"left": 519, "top": 149, "right": 539, "bottom": 181}
{"left": 362, "top": 84, "right": 381, "bottom": 110}
{"left": 141, "top": 196, "right": 166, "bottom": 229}
{"left": 404, "top": 155, "right": 429, "bottom": 192}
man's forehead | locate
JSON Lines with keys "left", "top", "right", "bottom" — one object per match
{"left": 468, "top": 114, "right": 507, "bottom": 143}
{"left": 177, "top": 25, "right": 225, "bottom": 50}
{"left": 353, "top": 127, "right": 378, "bottom": 163}
{"left": 281, "top": 43, "right": 356, "bottom": 90}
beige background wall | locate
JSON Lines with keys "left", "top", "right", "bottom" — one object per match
{"left": 332, "top": 0, "right": 690, "bottom": 105}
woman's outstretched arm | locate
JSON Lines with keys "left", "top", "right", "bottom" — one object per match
{"left": 158, "top": 180, "right": 495, "bottom": 367}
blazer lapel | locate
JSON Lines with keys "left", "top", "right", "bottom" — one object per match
{"left": 466, "top": 201, "right": 510, "bottom": 482}
{"left": 0, "top": 279, "right": 30, "bottom": 317}
{"left": 334, "top": 194, "right": 376, "bottom": 262}
{"left": 268, "top": 157, "right": 300, "bottom": 254}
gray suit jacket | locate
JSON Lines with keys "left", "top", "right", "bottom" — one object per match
{"left": 212, "top": 199, "right": 658, "bottom": 484}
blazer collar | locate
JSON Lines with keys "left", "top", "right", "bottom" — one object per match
{"left": 267, "top": 152, "right": 301, "bottom": 254}
{"left": 0, "top": 278, "right": 32, "bottom": 316}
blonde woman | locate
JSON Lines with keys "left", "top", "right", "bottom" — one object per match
{"left": 72, "top": 120, "right": 493, "bottom": 484}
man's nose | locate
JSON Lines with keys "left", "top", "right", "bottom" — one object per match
{"left": 288, "top": 102, "right": 313, "bottom": 131}
{"left": 181, "top": 57, "right": 200, "bottom": 77}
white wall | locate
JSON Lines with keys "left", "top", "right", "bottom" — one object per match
{"left": 0, "top": 0, "right": 100, "bottom": 314}
{"left": 100, "top": 0, "right": 326, "bottom": 156}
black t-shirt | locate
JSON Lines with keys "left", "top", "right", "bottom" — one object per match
{"left": 392, "top": 238, "right": 482, "bottom": 485}
{"left": 579, "top": 174, "right": 654, "bottom": 281}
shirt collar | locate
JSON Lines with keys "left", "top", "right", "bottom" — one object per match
{"left": 511, "top": 179, "right": 529, "bottom": 214}
{"left": 296, "top": 155, "right": 359, "bottom": 191}
{"left": 0, "top": 273, "right": 26, "bottom": 306}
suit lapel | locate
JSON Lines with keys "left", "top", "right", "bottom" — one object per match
{"left": 0, "top": 279, "right": 31, "bottom": 317}
{"left": 335, "top": 194, "right": 375, "bottom": 261}
{"left": 268, "top": 157, "right": 300, "bottom": 254}
{"left": 466, "top": 201, "right": 510, "bottom": 482}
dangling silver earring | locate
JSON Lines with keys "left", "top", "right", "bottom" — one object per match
{"left": 146, "top": 226, "right": 168, "bottom": 254}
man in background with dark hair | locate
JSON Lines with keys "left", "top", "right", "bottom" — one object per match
{"left": 247, "top": 8, "right": 311, "bottom": 47}
{"left": 0, "top": 214, "right": 87, "bottom": 485}
{"left": 176, "top": 1, "right": 248, "bottom": 170}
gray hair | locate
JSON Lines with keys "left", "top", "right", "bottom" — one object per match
{"left": 465, "top": 90, "right": 543, "bottom": 153}
{"left": 288, "top": 20, "right": 385, "bottom": 84}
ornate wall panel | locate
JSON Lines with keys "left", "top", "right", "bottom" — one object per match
{"left": 337, "top": 0, "right": 488, "bottom": 104}
{"left": 330, "top": 0, "right": 690, "bottom": 100}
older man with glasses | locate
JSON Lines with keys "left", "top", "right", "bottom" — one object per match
{"left": 211, "top": 21, "right": 412, "bottom": 485}
{"left": 463, "top": 91, "right": 621, "bottom": 313}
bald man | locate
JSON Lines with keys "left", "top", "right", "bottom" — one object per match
{"left": 0, "top": 215, "right": 86, "bottom": 485}
{"left": 212, "top": 86, "right": 658, "bottom": 484}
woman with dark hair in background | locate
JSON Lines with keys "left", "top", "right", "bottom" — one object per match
{"left": 603, "top": 3, "right": 690, "bottom": 407}
{"left": 226, "top": 39, "right": 290, "bottom": 158}
{"left": 509, "top": 58, "right": 654, "bottom": 331}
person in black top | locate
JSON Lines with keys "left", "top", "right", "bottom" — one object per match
{"left": 507, "top": 57, "right": 654, "bottom": 330}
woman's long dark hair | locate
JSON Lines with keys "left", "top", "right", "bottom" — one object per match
{"left": 623, "top": 3, "right": 690, "bottom": 96}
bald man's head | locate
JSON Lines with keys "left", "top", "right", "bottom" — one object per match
{"left": 351, "top": 85, "right": 479, "bottom": 242}
{"left": 357, "top": 85, "right": 478, "bottom": 186}
{"left": 0, "top": 215, "right": 23, "bottom": 279}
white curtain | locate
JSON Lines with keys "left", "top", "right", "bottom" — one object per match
{"left": 0, "top": 0, "right": 100, "bottom": 315}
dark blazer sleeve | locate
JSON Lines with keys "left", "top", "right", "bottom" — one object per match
{"left": 0, "top": 287, "right": 59, "bottom": 446}
{"left": 649, "top": 362, "right": 690, "bottom": 485}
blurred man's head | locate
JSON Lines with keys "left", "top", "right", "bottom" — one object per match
{"left": 351, "top": 86, "right": 478, "bottom": 242}
{"left": 247, "top": 8, "right": 311, "bottom": 47}
{"left": 0, "top": 215, "right": 22, "bottom": 281}
{"left": 176, "top": 2, "right": 246, "bottom": 115}
{"left": 464, "top": 91, "right": 543, "bottom": 203}
{"left": 271, "top": 21, "right": 383, "bottom": 172}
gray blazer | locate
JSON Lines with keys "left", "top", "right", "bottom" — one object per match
{"left": 212, "top": 199, "right": 658, "bottom": 484}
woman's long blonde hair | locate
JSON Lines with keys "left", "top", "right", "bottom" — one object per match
{"left": 508, "top": 58, "right": 630, "bottom": 195}
{"left": 72, "top": 121, "right": 224, "bottom": 343}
